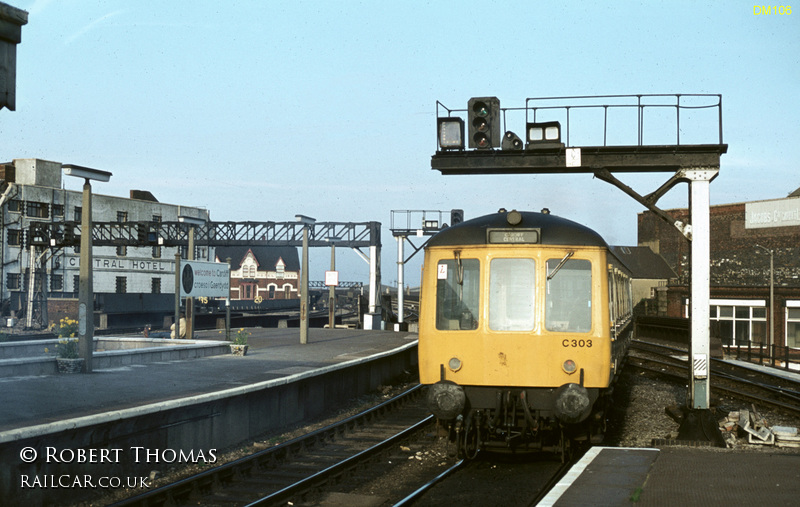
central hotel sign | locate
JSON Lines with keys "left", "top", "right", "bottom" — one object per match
{"left": 66, "top": 256, "right": 173, "bottom": 272}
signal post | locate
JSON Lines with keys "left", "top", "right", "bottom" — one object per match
{"left": 431, "top": 94, "right": 726, "bottom": 434}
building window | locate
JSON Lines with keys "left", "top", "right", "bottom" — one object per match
{"left": 269, "top": 285, "right": 276, "bottom": 299}
{"left": 8, "top": 199, "right": 22, "bottom": 213}
{"left": 53, "top": 204, "right": 64, "bottom": 217}
{"left": 116, "top": 211, "right": 128, "bottom": 256}
{"left": 73, "top": 206, "right": 82, "bottom": 222}
{"left": 241, "top": 282, "right": 256, "bottom": 300}
{"left": 285, "top": 285, "right": 291, "bottom": 299}
{"left": 7, "top": 229, "right": 22, "bottom": 246}
{"left": 25, "top": 201, "right": 49, "bottom": 219}
{"left": 151, "top": 278, "right": 161, "bottom": 294}
{"left": 787, "top": 305, "right": 800, "bottom": 349}
{"left": 115, "top": 276, "right": 127, "bottom": 294}
{"left": 710, "top": 301, "right": 767, "bottom": 347}
{"left": 6, "top": 273, "right": 20, "bottom": 291}
{"left": 73, "top": 275, "right": 80, "bottom": 293}
{"left": 51, "top": 274, "right": 63, "bottom": 291}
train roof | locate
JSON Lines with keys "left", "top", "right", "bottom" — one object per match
{"left": 426, "top": 209, "right": 609, "bottom": 248}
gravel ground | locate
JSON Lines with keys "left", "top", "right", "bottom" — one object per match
{"left": 607, "top": 365, "right": 800, "bottom": 453}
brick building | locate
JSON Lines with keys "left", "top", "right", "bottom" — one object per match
{"left": 215, "top": 246, "right": 300, "bottom": 301}
{"left": 638, "top": 189, "right": 800, "bottom": 350}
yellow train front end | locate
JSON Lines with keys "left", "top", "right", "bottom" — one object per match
{"left": 418, "top": 209, "right": 631, "bottom": 456}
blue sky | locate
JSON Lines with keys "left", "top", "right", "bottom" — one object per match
{"left": 2, "top": 1, "right": 798, "bottom": 286}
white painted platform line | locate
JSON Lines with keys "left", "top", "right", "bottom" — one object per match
{"left": 536, "top": 447, "right": 659, "bottom": 507}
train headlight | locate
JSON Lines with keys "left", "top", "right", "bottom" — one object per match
{"left": 448, "top": 357, "right": 462, "bottom": 372}
{"left": 562, "top": 359, "right": 577, "bottom": 374}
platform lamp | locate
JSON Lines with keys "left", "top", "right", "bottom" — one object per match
{"left": 755, "top": 244, "right": 775, "bottom": 364}
{"left": 178, "top": 215, "right": 206, "bottom": 340}
{"left": 62, "top": 164, "right": 112, "bottom": 373}
{"left": 296, "top": 215, "right": 316, "bottom": 344}
{"left": 325, "top": 236, "right": 341, "bottom": 330}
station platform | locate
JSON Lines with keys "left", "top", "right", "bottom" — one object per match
{"left": 539, "top": 446, "right": 800, "bottom": 506}
{"left": 0, "top": 327, "right": 418, "bottom": 436}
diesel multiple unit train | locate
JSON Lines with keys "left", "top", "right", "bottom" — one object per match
{"left": 419, "top": 209, "right": 633, "bottom": 457}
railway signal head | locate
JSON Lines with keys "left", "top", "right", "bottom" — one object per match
{"left": 468, "top": 97, "right": 500, "bottom": 149}
{"left": 526, "top": 121, "right": 563, "bottom": 149}
{"left": 437, "top": 117, "right": 465, "bottom": 150}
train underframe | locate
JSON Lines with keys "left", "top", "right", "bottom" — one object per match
{"left": 428, "top": 383, "right": 612, "bottom": 460}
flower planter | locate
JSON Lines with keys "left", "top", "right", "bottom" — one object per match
{"left": 57, "top": 357, "right": 84, "bottom": 374}
{"left": 230, "top": 344, "right": 249, "bottom": 356}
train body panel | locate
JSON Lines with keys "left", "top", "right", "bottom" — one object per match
{"left": 419, "top": 245, "right": 613, "bottom": 389}
{"left": 417, "top": 209, "right": 632, "bottom": 456}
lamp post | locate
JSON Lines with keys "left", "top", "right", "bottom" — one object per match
{"left": 62, "top": 164, "right": 112, "bottom": 373}
{"left": 178, "top": 215, "right": 206, "bottom": 340}
{"left": 755, "top": 244, "right": 775, "bottom": 364}
{"left": 296, "top": 215, "right": 316, "bottom": 344}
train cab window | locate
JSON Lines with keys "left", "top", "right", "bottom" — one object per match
{"left": 489, "top": 258, "right": 536, "bottom": 331}
{"left": 436, "top": 258, "right": 479, "bottom": 330}
{"left": 545, "top": 258, "right": 592, "bottom": 333}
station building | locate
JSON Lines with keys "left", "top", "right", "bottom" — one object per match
{"left": 214, "top": 246, "right": 300, "bottom": 302}
{"left": 0, "top": 158, "right": 211, "bottom": 329}
{"left": 638, "top": 188, "right": 800, "bottom": 351}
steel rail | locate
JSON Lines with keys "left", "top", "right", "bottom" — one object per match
{"left": 632, "top": 339, "right": 800, "bottom": 393}
{"left": 392, "top": 458, "right": 467, "bottom": 506}
{"left": 626, "top": 358, "right": 800, "bottom": 417}
{"left": 247, "top": 415, "right": 435, "bottom": 506}
{"left": 110, "top": 384, "right": 424, "bottom": 507}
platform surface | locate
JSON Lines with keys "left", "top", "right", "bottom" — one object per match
{"left": 0, "top": 327, "right": 417, "bottom": 434}
{"left": 540, "top": 446, "right": 800, "bottom": 506}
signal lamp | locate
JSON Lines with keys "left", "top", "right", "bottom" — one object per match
{"left": 526, "top": 121, "right": 564, "bottom": 149}
{"left": 562, "top": 359, "right": 577, "bottom": 374}
{"left": 450, "top": 209, "right": 464, "bottom": 226}
{"left": 468, "top": 97, "right": 500, "bottom": 149}
{"left": 437, "top": 117, "right": 465, "bottom": 150}
{"left": 505, "top": 209, "right": 523, "bottom": 226}
{"left": 502, "top": 131, "right": 523, "bottom": 150}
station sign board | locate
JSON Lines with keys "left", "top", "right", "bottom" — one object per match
{"left": 745, "top": 197, "right": 800, "bottom": 229}
{"left": 180, "top": 260, "right": 230, "bottom": 298}
{"left": 325, "top": 270, "right": 339, "bottom": 287}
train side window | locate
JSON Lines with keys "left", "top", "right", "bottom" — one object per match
{"left": 545, "top": 259, "right": 592, "bottom": 333}
{"left": 436, "top": 259, "right": 480, "bottom": 330}
{"left": 489, "top": 258, "right": 536, "bottom": 331}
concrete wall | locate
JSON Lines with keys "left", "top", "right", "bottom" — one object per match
{"left": 0, "top": 343, "right": 418, "bottom": 506}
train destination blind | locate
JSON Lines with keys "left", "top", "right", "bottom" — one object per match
{"left": 487, "top": 228, "right": 541, "bottom": 244}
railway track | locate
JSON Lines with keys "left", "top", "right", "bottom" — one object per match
{"left": 394, "top": 451, "right": 578, "bottom": 506}
{"left": 110, "top": 385, "right": 436, "bottom": 507}
{"left": 629, "top": 339, "right": 800, "bottom": 417}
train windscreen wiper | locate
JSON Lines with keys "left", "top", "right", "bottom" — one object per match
{"left": 547, "top": 251, "right": 574, "bottom": 280}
